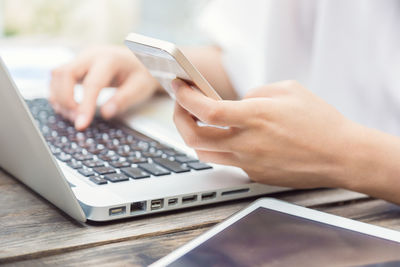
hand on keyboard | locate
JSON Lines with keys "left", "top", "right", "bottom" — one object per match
{"left": 49, "top": 46, "right": 161, "bottom": 131}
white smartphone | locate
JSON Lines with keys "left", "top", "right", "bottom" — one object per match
{"left": 124, "top": 33, "right": 222, "bottom": 101}
{"left": 151, "top": 198, "right": 400, "bottom": 267}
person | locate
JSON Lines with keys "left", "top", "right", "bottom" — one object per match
{"left": 49, "top": 0, "right": 400, "bottom": 205}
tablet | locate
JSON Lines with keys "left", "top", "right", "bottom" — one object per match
{"left": 124, "top": 33, "right": 222, "bottom": 101}
{"left": 151, "top": 198, "right": 400, "bottom": 267}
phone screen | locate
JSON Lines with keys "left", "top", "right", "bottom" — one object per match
{"left": 167, "top": 207, "right": 400, "bottom": 267}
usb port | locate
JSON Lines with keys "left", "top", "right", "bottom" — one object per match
{"left": 182, "top": 195, "right": 197, "bottom": 204}
{"left": 109, "top": 206, "right": 126, "bottom": 216}
{"left": 168, "top": 198, "right": 178, "bottom": 206}
{"left": 201, "top": 192, "right": 216, "bottom": 201}
{"left": 130, "top": 201, "right": 146, "bottom": 213}
{"left": 221, "top": 188, "right": 249, "bottom": 196}
{"left": 151, "top": 199, "right": 164, "bottom": 210}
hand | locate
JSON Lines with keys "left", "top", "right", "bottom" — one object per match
{"left": 172, "top": 79, "right": 359, "bottom": 189}
{"left": 50, "top": 45, "right": 160, "bottom": 130}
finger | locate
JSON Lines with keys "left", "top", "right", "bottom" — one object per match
{"left": 49, "top": 89, "right": 78, "bottom": 122}
{"left": 195, "top": 150, "right": 238, "bottom": 166}
{"left": 50, "top": 64, "right": 79, "bottom": 114}
{"left": 173, "top": 103, "right": 236, "bottom": 152}
{"left": 50, "top": 58, "right": 90, "bottom": 113}
{"left": 100, "top": 73, "right": 156, "bottom": 119}
{"left": 171, "top": 79, "right": 251, "bottom": 127}
{"left": 75, "top": 60, "right": 115, "bottom": 130}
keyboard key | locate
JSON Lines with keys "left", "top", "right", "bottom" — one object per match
{"left": 62, "top": 146, "right": 82, "bottom": 155}
{"left": 151, "top": 143, "right": 171, "bottom": 150}
{"left": 49, "top": 146, "right": 61, "bottom": 155}
{"left": 67, "top": 160, "right": 83, "bottom": 169}
{"left": 93, "top": 166, "right": 116, "bottom": 175}
{"left": 83, "top": 160, "right": 105, "bottom": 168}
{"left": 86, "top": 145, "right": 105, "bottom": 154}
{"left": 141, "top": 150, "right": 162, "bottom": 158}
{"left": 175, "top": 155, "right": 198, "bottom": 163}
{"left": 127, "top": 156, "right": 147, "bottom": 164}
{"left": 89, "top": 176, "right": 107, "bottom": 185}
{"left": 130, "top": 144, "right": 147, "bottom": 151}
{"left": 45, "top": 136, "right": 57, "bottom": 143}
{"left": 137, "top": 163, "right": 170, "bottom": 176}
{"left": 117, "top": 150, "right": 136, "bottom": 157}
{"left": 139, "top": 141, "right": 151, "bottom": 150}
{"left": 163, "top": 149, "right": 185, "bottom": 157}
{"left": 187, "top": 162, "right": 213, "bottom": 171}
{"left": 79, "top": 141, "right": 94, "bottom": 149}
{"left": 98, "top": 154, "right": 119, "bottom": 162}
{"left": 109, "top": 161, "right": 131, "bottom": 168}
{"left": 120, "top": 167, "right": 150, "bottom": 179}
{"left": 78, "top": 168, "right": 95, "bottom": 177}
{"left": 104, "top": 173, "right": 129, "bottom": 183}
{"left": 53, "top": 140, "right": 69, "bottom": 148}
{"left": 106, "top": 142, "right": 119, "bottom": 151}
{"left": 118, "top": 137, "right": 134, "bottom": 145}
{"left": 153, "top": 158, "right": 190, "bottom": 173}
{"left": 56, "top": 153, "right": 72, "bottom": 162}
{"left": 73, "top": 153, "right": 94, "bottom": 161}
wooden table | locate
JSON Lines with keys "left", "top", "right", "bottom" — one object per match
{"left": 1, "top": 168, "right": 400, "bottom": 266}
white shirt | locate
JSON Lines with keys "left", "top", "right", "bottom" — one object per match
{"left": 199, "top": 0, "right": 400, "bottom": 135}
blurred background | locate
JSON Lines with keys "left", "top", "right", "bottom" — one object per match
{"left": 0, "top": 0, "right": 211, "bottom": 97}
{"left": 0, "top": 0, "right": 211, "bottom": 46}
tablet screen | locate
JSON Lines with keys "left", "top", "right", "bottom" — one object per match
{"left": 168, "top": 207, "right": 400, "bottom": 267}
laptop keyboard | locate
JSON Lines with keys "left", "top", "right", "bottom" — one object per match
{"left": 26, "top": 98, "right": 212, "bottom": 185}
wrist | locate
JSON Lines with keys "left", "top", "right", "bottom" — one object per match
{"left": 333, "top": 122, "right": 373, "bottom": 190}
{"left": 336, "top": 122, "right": 400, "bottom": 203}
{"left": 318, "top": 119, "right": 362, "bottom": 189}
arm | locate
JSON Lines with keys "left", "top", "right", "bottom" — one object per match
{"left": 171, "top": 79, "right": 400, "bottom": 205}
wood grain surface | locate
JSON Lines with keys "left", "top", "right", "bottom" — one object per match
{"left": 2, "top": 166, "right": 397, "bottom": 267}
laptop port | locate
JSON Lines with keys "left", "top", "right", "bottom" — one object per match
{"left": 151, "top": 199, "right": 164, "bottom": 210}
{"left": 168, "top": 198, "right": 178, "bottom": 206}
{"left": 109, "top": 206, "right": 126, "bottom": 216}
{"left": 201, "top": 192, "right": 216, "bottom": 201}
{"left": 130, "top": 201, "right": 146, "bottom": 213}
{"left": 182, "top": 195, "right": 197, "bottom": 204}
{"left": 221, "top": 188, "right": 249, "bottom": 196}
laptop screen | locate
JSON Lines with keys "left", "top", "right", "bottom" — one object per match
{"left": 167, "top": 207, "right": 400, "bottom": 266}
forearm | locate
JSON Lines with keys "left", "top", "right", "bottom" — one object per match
{"left": 337, "top": 123, "right": 400, "bottom": 204}
{"left": 182, "top": 46, "right": 238, "bottom": 100}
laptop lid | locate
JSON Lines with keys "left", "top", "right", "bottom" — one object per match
{"left": 0, "top": 57, "right": 86, "bottom": 222}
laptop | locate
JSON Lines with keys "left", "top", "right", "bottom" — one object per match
{"left": 0, "top": 57, "right": 288, "bottom": 222}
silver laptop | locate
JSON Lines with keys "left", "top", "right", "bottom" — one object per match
{"left": 0, "top": 58, "right": 288, "bottom": 222}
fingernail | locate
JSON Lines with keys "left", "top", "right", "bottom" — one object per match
{"left": 171, "top": 79, "right": 184, "bottom": 92}
{"left": 75, "top": 114, "right": 87, "bottom": 130}
{"left": 102, "top": 102, "right": 117, "bottom": 119}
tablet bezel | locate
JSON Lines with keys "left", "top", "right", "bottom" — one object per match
{"left": 151, "top": 197, "right": 400, "bottom": 266}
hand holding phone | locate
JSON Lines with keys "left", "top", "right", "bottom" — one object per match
{"left": 124, "top": 33, "right": 222, "bottom": 101}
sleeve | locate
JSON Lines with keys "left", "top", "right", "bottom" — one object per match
{"left": 197, "top": 0, "right": 270, "bottom": 98}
